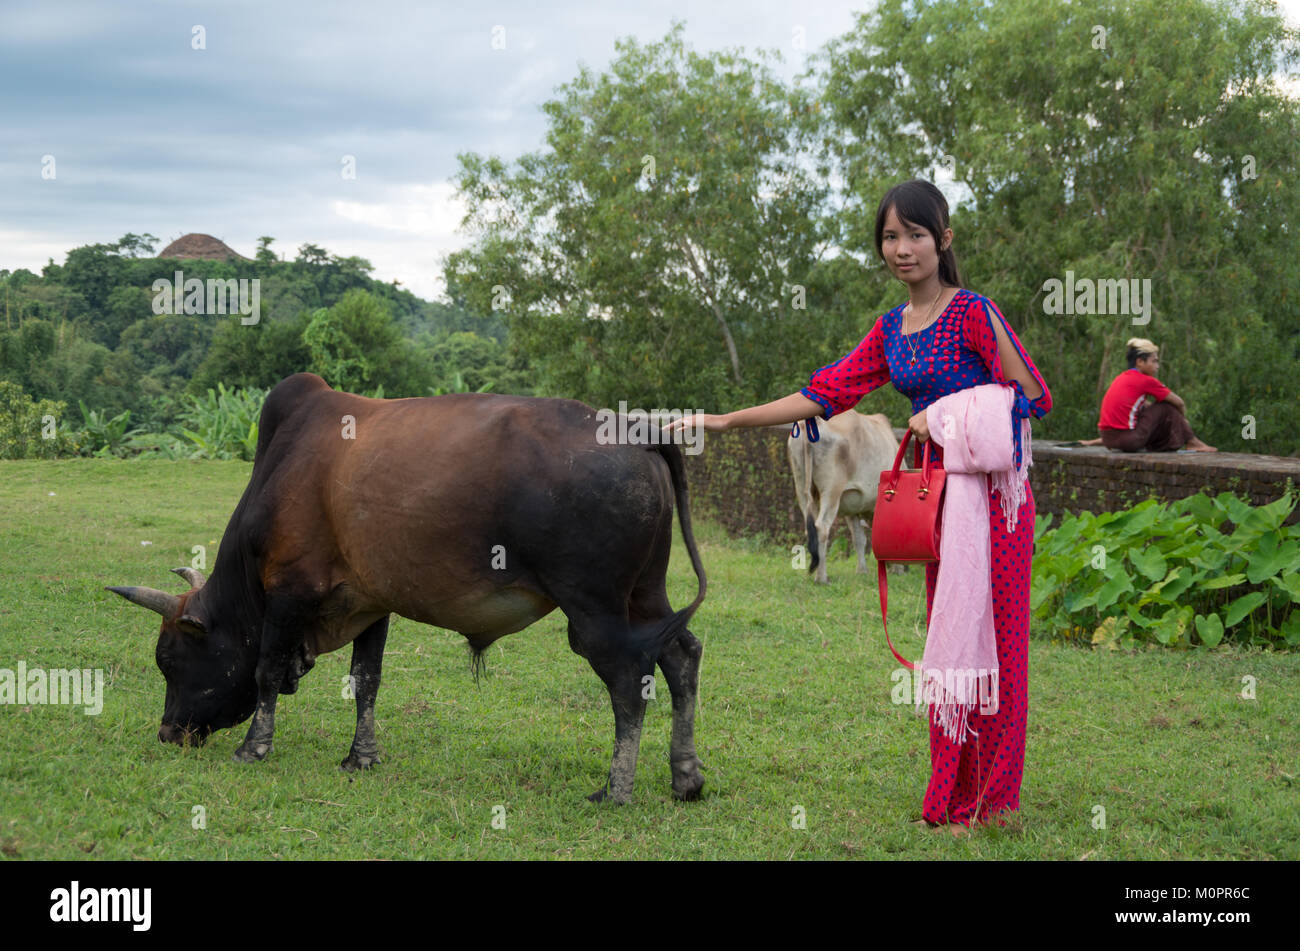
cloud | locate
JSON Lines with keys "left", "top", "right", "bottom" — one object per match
{"left": 331, "top": 182, "right": 467, "bottom": 237}
{"left": 0, "top": 227, "right": 81, "bottom": 273}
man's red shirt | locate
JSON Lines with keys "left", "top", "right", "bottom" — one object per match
{"left": 1099, "top": 368, "right": 1171, "bottom": 430}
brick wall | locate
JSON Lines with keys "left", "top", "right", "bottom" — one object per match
{"left": 1029, "top": 441, "right": 1300, "bottom": 523}
{"left": 681, "top": 426, "right": 1300, "bottom": 541}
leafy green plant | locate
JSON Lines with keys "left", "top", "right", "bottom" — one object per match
{"left": 0, "top": 381, "right": 82, "bottom": 459}
{"left": 175, "top": 383, "right": 266, "bottom": 461}
{"left": 77, "top": 399, "right": 145, "bottom": 457}
{"left": 1032, "top": 490, "right": 1300, "bottom": 649}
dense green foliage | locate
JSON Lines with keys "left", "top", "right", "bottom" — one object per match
{"left": 0, "top": 378, "right": 273, "bottom": 461}
{"left": 1032, "top": 492, "right": 1300, "bottom": 648}
{"left": 450, "top": 3, "right": 1299, "bottom": 453}
{"left": 175, "top": 384, "right": 267, "bottom": 461}
{"left": 0, "top": 381, "right": 82, "bottom": 459}
{"left": 0, "top": 234, "right": 529, "bottom": 433}
{"left": 77, "top": 399, "right": 144, "bottom": 457}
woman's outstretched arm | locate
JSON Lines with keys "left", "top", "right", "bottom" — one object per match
{"left": 664, "top": 314, "right": 891, "bottom": 437}
{"left": 662, "top": 392, "right": 825, "bottom": 434}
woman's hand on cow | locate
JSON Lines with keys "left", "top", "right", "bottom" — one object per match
{"left": 908, "top": 408, "right": 930, "bottom": 443}
{"left": 662, "top": 413, "right": 730, "bottom": 435}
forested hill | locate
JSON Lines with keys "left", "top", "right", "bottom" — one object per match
{"left": 0, "top": 233, "right": 529, "bottom": 426}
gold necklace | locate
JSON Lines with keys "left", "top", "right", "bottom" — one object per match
{"left": 904, "top": 287, "right": 945, "bottom": 365}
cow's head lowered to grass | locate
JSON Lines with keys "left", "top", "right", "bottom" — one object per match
{"left": 107, "top": 567, "right": 257, "bottom": 746}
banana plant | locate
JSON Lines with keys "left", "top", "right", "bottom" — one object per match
{"left": 78, "top": 400, "right": 144, "bottom": 457}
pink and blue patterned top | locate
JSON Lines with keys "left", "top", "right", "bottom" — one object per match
{"left": 800, "top": 289, "right": 1052, "bottom": 468}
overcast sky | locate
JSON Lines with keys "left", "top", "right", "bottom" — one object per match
{"left": 3, "top": 0, "right": 1297, "bottom": 301}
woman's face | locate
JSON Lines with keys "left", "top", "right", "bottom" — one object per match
{"left": 880, "top": 206, "right": 948, "bottom": 286}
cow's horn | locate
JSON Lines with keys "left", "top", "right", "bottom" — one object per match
{"left": 171, "top": 566, "right": 206, "bottom": 589}
{"left": 105, "top": 586, "right": 181, "bottom": 618}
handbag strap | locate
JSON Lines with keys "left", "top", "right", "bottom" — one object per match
{"left": 880, "top": 428, "right": 938, "bottom": 671}
{"left": 878, "top": 560, "right": 918, "bottom": 671}
{"left": 885, "top": 429, "right": 934, "bottom": 495}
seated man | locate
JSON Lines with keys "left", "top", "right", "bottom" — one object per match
{"left": 1083, "top": 338, "right": 1216, "bottom": 452}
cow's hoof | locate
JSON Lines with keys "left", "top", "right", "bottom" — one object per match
{"left": 671, "top": 757, "right": 705, "bottom": 801}
{"left": 888, "top": 563, "right": 908, "bottom": 575}
{"left": 815, "top": 576, "right": 831, "bottom": 586}
{"left": 672, "top": 774, "right": 705, "bottom": 801}
{"left": 340, "top": 750, "right": 380, "bottom": 771}
{"left": 586, "top": 785, "right": 630, "bottom": 805}
{"left": 232, "top": 741, "right": 271, "bottom": 763}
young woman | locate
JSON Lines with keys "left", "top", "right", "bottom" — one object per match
{"left": 665, "top": 179, "right": 1051, "bottom": 831}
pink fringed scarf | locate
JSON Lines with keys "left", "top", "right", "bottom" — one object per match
{"left": 921, "top": 384, "right": 1032, "bottom": 745}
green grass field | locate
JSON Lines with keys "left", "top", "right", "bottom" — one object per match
{"left": 1, "top": 459, "right": 1296, "bottom": 859}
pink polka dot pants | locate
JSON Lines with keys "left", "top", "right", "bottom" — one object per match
{"left": 922, "top": 475, "right": 1034, "bottom": 826}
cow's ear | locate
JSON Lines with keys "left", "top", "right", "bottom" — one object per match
{"left": 177, "top": 614, "right": 208, "bottom": 636}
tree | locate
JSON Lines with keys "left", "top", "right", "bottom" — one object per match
{"left": 816, "top": 0, "right": 1300, "bottom": 452}
{"left": 189, "top": 312, "right": 312, "bottom": 393}
{"left": 296, "top": 243, "right": 329, "bottom": 266}
{"left": 97, "top": 285, "right": 153, "bottom": 349}
{"left": 446, "top": 21, "right": 844, "bottom": 413}
{"left": 255, "top": 236, "right": 277, "bottom": 265}
{"left": 115, "top": 233, "right": 159, "bottom": 258}
{"left": 426, "top": 331, "right": 504, "bottom": 393}
{"left": 60, "top": 242, "right": 126, "bottom": 315}
{"left": 117, "top": 313, "right": 213, "bottom": 375}
{"left": 301, "top": 289, "right": 431, "bottom": 395}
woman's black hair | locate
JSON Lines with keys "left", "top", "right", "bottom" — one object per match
{"left": 874, "top": 179, "right": 963, "bottom": 288}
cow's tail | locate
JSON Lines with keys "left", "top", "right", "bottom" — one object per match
{"left": 638, "top": 442, "right": 707, "bottom": 657}
{"left": 802, "top": 433, "right": 819, "bottom": 574}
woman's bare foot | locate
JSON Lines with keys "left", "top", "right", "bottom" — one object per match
{"left": 913, "top": 818, "right": 969, "bottom": 836}
{"left": 1185, "top": 437, "right": 1217, "bottom": 452}
{"left": 1078, "top": 437, "right": 1104, "bottom": 446}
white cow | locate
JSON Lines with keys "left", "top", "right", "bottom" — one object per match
{"left": 788, "top": 411, "right": 901, "bottom": 585}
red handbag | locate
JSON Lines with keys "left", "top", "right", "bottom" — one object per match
{"left": 871, "top": 430, "right": 947, "bottom": 670}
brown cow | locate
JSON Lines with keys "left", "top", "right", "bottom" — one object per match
{"left": 107, "top": 373, "right": 706, "bottom": 804}
{"left": 788, "top": 411, "right": 900, "bottom": 584}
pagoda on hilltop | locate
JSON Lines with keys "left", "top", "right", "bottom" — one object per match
{"left": 157, "top": 233, "right": 250, "bottom": 261}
